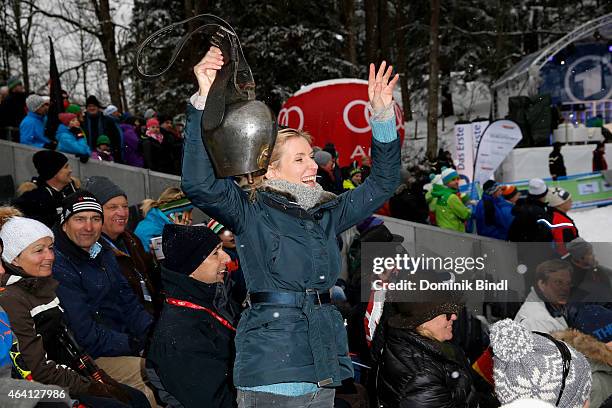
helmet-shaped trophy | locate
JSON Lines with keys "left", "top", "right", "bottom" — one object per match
{"left": 136, "top": 14, "right": 277, "bottom": 181}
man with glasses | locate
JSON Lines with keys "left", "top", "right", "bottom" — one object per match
{"left": 515, "top": 259, "right": 571, "bottom": 333}
{"left": 51, "top": 190, "right": 157, "bottom": 407}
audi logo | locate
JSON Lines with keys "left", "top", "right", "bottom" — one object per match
{"left": 278, "top": 100, "right": 404, "bottom": 132}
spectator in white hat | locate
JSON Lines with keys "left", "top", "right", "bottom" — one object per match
{"left": 19, "top": 94, "right": 52, "bottom": 148}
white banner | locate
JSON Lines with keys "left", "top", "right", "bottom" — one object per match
{"left": 474, "top": 120, "right": 523, "bottom": 185}
{"left": 471, "top": 120, "right": 489, "bottom": 158}
{"left": 453, "top": 122, "right": 474, "bottom": 181}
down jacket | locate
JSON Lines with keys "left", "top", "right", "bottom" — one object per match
{"left": 51, "top": 227, "right": 153, "bottom": 359}
{"left": 375, "top": 325, "right": 477, "bottom": 408}
{"left": 181, "top": 103, "right": 400, "bottom": 388}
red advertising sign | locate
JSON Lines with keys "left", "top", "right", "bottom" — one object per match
{"left": 279, "top": 79, "right": 405, "bottom": 167}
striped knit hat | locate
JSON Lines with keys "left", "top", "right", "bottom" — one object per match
{"left": 441, "top": 167, "right": 459, "bottom": 185}
{"left": 158, "top": 198, "right": 193, "bottom": 215}
{"left": 60, "top": 190, "right": 103, "bottom": 225}
{"left": 207, "top": 218, "right": 225, "bottom": 234}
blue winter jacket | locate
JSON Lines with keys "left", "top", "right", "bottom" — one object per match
{"left": 134, "top": 207, "right": 172, "bottom": 253}
{"left": 19, "top": 111, "right": 50, "bottom": 147}
{"left": 181, "top": 103, "right": 400, "bottom": 388}
{"left": 56, "top": 124, "right": 91, "bottom": 156}
{"left": 51, "top": 227, "right": 153, "bottom": 359}
{"left": 475, "top": 194, "right": 514, "bottom": 240}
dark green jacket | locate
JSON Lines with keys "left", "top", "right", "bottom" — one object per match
{"left": 181, "top": 104, "right": 400, "bottom": 387}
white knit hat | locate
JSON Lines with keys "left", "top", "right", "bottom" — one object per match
{"left": 500, "top": 399, "right": 554, "bottom": 408}
{"left": 0, "top": 217, "right": 53, "bottom": 263}
{"left": 528, "top": 178, "right": 548, "bottom": 198}
{"left": 490, "top": 319, "right": 591, "bottom": 408}
{"left": 103, "top": 104, "right": 118, "bottom": 116}
{"left": 25, "top": 94, "right": 50, "bottom": 113}
{"left": 546, "top": 187, "right": 571, "bottom": 208}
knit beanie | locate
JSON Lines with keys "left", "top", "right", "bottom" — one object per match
{"left": 162, "top": 224, "right": 221, "bottom": 275}
{"left": 60, "top": 190, "right": 103, "bottom": 225}
{"left": 528, "top": 178, "right": 548, "bottom": 198}
{"left": 159, "top": 198, "right": 193, "bottom": 215}
{"left": 386, "top": 298, "right": 462, "bottom": 329}
{"left": 441, "top": 167, "right": 459, "bottom": 185}
{"left": 96, "top": 135, "right": 111, "bottom": 146}
{"left": 33, "top": 150, "right": 68, "bottom": 181}
{"left": 501, "top": 185, "right": 519, "bottom": 200}
{"left": 82, "top": 176, "right": 127, "bottom": 206}
{"left": 546, "top": 187, "right": 571, "bottom": 208}
{"left": 350, "top": 167, "right": 362, "bottom": 177}
{"left": 483, "top": 180, "right": 500, "bottom": 195}
{"left": 58, "top": 112, "right": 77, "bottom": 127}
{"left": 0, "top": 216, "right": 53, "bottom": 263}
{"left": 490, "top": 319, "right": 591, "bottom": 408}
{"left": 66, "top": 104, "right": 81, "bottom": 114}
{"left": 314, "top": 150, "right": 332, "bottom": 167}
{"left": 499, "top": 399, "right": 555, "bottom": 408}
{"left": 103, "top": 105, "right": 118, "bottom": 116}
{"left": 207, "top": 219, "right": 225, "bottom": 234}
{"left": 564, "top": 237, "right": 592, "bottom": 260}
{"left": 7, "top": 76, "right": 22, "bottom": 91}
{"left": 86, "top": 95, "right": 102, "bottom": 108}
{"left": 146, "top": 118, "right": 160, "bottom": 129}
{"left": 144, "top": 108, "right": 157, "bottom": 120}
{"left": 26, "top": 94, "right": 50, "bottom": 113}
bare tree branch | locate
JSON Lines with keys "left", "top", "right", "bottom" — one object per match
{"left": 21, "top": 0, "right": 100, "bottom": 37}
{"left": 59, "top": 58, "right": 106, "bottom": 76}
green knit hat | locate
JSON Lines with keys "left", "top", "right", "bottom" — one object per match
{"left": 158, "top": 197, "right": 193, "bottom": 214}
{"left": 66, "top": 104, "right": 82, "bottom": 114}
{"left": 7, "top": 76, "right": 22, "bottom": 90}
{"left": 96, "top": 135, "right": 111, "bottom": 146}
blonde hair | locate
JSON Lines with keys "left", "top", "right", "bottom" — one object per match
{"left": 415, "top": 325, "right": 437, "bottom": 341}
{"left": 246, "top": 128, "right": 313, "bottom": 198}
{"left": 0, "top": 206, "right": 23, "bottom": 230}
{"left": 141, "top": 187, "right": 186, "bottom": 217}
{"left": 16, "top": 181, "right": 37, "bottom": 197}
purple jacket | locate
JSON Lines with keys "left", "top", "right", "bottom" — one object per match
{"left": 120, "top": 123, "right": 144, "bottom": 167}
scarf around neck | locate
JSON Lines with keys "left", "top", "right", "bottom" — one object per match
{"left": 263, "top": 179, "right": 324, "bottom": 210}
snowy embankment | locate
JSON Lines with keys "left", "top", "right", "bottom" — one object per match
{"left": 571, "top": 205, "right": 612, "bottom": 242}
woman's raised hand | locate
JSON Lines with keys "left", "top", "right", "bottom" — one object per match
{"left": 193, "top": 46, "right": 224, "bottom": 96}
{"left": 368, "top": 61, "right": 399, "bottom": 113}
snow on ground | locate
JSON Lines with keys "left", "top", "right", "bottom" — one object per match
{"left": 571, "top": 205, "right": 612, "bottom": 242}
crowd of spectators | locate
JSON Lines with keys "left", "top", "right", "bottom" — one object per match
{"left": 0, "top": 77, "right": 185, "bottom": 175}
{"left": 0, "top": 73, "right": 610, "bottom": 407}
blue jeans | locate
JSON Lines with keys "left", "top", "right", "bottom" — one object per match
{"left": 237, "top": 388, "right": 335, "bottom": 408}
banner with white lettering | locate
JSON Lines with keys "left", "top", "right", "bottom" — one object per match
{"left": 453, "top": 122, "right": 474, "bottom": 181}
{"left": 471, "top": 120, "right": 489, "bottom": 157}
{"left": 474, "top": 120, "right": 523, "bottom": 185}
{"left": 279, "top": 79, "right": 405, "bottom": 167}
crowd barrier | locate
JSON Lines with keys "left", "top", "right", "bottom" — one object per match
{"left": 0, "top": 139, "right": 181, "bottom": 206}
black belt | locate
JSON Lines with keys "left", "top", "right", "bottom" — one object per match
{"left": 249, "top": 290, "right": 331, "bottom": 307}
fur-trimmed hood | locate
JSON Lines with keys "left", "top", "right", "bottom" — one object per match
{"left": 552, "top": 329, "right": 612, "bottom": 367}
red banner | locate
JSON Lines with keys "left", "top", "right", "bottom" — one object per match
{"left": 279, "top": 79, "right": 405, "bottom": 167}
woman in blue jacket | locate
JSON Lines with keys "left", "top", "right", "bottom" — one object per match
{"left": 181, "top": 46, "right": 400, "bottom": 408}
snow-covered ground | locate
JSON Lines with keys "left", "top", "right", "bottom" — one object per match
{"left": 571, "top": 205, "right": 612, "bottom": 242}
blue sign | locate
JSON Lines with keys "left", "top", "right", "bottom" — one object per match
{"left": 540, "top": 43, "right": 612, "bottom": 104}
